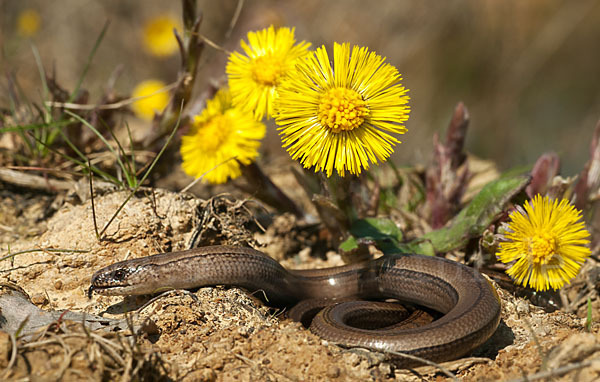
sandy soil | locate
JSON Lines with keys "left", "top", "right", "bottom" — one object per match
{"left": 0, "top": 188, "right": 599, "bottom": 381}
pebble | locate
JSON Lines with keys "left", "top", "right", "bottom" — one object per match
{"left": 326, "top": 365, "right": 341, "bottom": 378}
{"left": 31, "top": 293, "right": 48, "bottom": 305}
{"left": 516, "top": 300, "right": 530, "bottom": 315}
{"left": 182, "top": 368, "right": 216, "bottom": 382}
{"left": 378, "top": 363, "right": 392, "bottom": 377}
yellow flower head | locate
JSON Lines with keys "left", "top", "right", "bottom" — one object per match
{"left": 275, "top": 43, "right": 410, "bottom": 177}
{"left": 131, "top": 80, "right": 170, "bottom": 120}
{"left": 17, "top": 9, "right": 41, "bottom": 37}
{"left": 226, "top": 25, "right": 311, "bottom": 120}
{"left": 497, "top": 195, "right": 591, "bottom": 291}
{"left": 180, "top": 89, "right": 266, "bottom": 184}
{"left": 143, "top": 15, "right": 182, "bottom": 57}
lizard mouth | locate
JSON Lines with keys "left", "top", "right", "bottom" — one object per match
{"left": 87, "top": 284, "right": 123, "bottom": 298}
{"left": 87, "top": 285, "right": 97, "bottom": 298}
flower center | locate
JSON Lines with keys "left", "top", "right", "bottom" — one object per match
{"left": 196, "top": 115, "right": 231, "bottom": 153}
{"left": 318, "top": 87, "right": 369, "bottom": 133}
{"left": 251, "top": 54, "right": 282, "bottom": 86}
{"left": 528, "top": 231, "right": 557, "bottom": 265}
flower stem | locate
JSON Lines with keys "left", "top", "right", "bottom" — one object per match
{"left": 238, "top": 162, "right": 304, "bottom": 218}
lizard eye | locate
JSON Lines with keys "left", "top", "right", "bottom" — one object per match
{"left": 113, "top": 269, "right": 127, "bottom": 281}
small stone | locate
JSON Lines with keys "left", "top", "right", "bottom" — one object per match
{"left": 516, "top": 300, "right": 530, "bottom": 315}
{"left": 182, "top": 368, "right": 216, "bottom": 382}
{"left": 140, "top": 319, "right": 160, "bottom": 336}
{"left": 326, "top": 365, "right": 340, "bottom": 378}
{"left": 346, "top": 352, "right": 361, "bottom": 367}
{"left": 378, "top": 363, "right": 392, "bottom": 376}
{"left": 31, "top": 293, "right": 48, "bottom": 305}
{"left": 54, "top": 279, "right": 63, "bottom": 290}
{"left": 583, "top": 317, "right": 596, "bottom": 330}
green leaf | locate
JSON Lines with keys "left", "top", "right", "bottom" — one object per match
{"left": 398, "top": 240, "right": 436, "bottom": 256}
{"left": 349, "top": 217, "right": 403, "bottom": 242}
{"left": 339, "top": 236, "right": 359, "bottom": 252}
{"left": 341, "top": 217, "right": 404, "bottom": 255}
{"left": 405, "top": 174, "right": 530, "bottom": 255}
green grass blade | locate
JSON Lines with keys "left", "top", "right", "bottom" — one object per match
{"left": 28, "top": 130, "right": 122, "bottom": 186}
{"left": 0, "top": 248, "right": 90, "bottom": 262}
{"left": 99, "top": 103, "right": 183, "bottom": 238}
{"left": 31, "top": 44, "right": 49, "bottom": 114}
{"left": 64, "top": 110, "right": 131, "bottom": 185}
{"left": 96, "top": 116, "right": 137, "bottom": 188}
{"left": 586, "top": 297, "right": 593, "bottom": 332}
{"left": 125, "top": 121, "right": 137, "bottom": 179}
{"left": 0, "top": 120, "right": 73, "bottom": 133}
{"left": 69, "top": 20, "right": 110, "bottom": 103}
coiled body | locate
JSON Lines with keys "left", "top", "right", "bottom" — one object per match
{"left": 89, "top": 246, "right": 501, "bottom": 366}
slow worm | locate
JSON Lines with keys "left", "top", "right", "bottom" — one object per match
{"left": 88, "top": 245, "right": 501, "bottom": 366}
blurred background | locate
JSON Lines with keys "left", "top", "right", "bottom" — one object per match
{"left": 1, "top": 0, "right": 599, "bottom": 176}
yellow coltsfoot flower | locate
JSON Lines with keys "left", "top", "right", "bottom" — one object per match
{"left": 17, "top": 9, "right": 41, "bottom": 37}
{"left": 226, "top": 25, "right": 311, "bottom": 120}
{"left": 275, "top": 42, "right": 410, "bottom": 177}
{"left": 131, "top": 80, "right": 170, "bottom": 120}
{"left": 180, "top": 89, "right": 266, "bottom": 184}
{"left": 497, "top": 194, "right": 591, "bottom": 291}
{"left": 143, "top": 15, "right": 182, "bottom": 57}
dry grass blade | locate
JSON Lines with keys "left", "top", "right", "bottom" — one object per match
{"left": 226, "top": 0, "right": 245, "bottom": 38}
{"left": 383, "top": 350, "right": 459, "bottom": 381}
{"left": 2, "top": 321, "right": 169, "bottom": 381}
{"left": 121, "top": 356, "right": 133, "bottom": 382}
{"left": 0, "top": 247, "right": 89, "bottom": 262}
{"left": 88, "top": 332, "right": 127, "bottom": 367}
{"left": 0, "top": 168, "right": 72, "bottom": 191}
{"left": 1, "top": 333, "right": 18, "bottom": 380}
{"left": 48, "top": 332, "right": 73, "bottom": 380}
{"left": 180, "top": 156, "right": 237, "bottom": 193}
{"left": 44, "top": 81, "right": 179, "bottom": 111}
{"left": 505, "top": 359, "right": 597, "bottom": 382}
